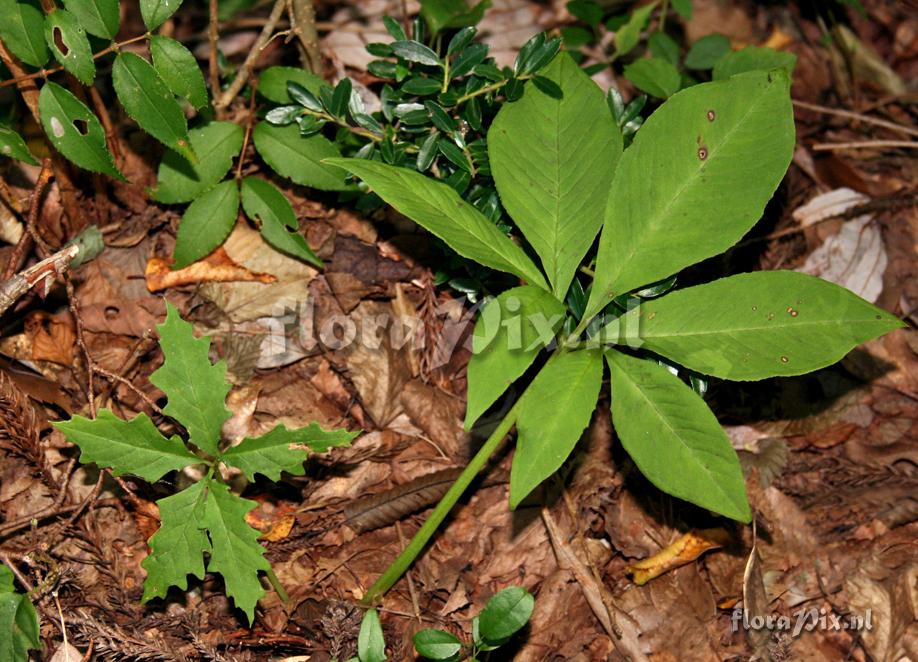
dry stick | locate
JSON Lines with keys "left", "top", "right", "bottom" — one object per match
{"left": 208, "top": 0, "right": 221, "bottom": 102}
{"left": 214, "top": 0, "right": 288, "bottom": 111}
{"left": 289, "top": 0, "right": 322, "bottom": 72}
{"left": 0, "top": 160, "right": 53, "bottom": 282}
{"left": 235, "top": 79, "right": 260, "bottom": 181}
{"left": 812, "top": 139, "right": 918, "bottom": 151}
{"left": 793, "top": 99, "right": 918, "bottom": 139}
{"left": 0, "top": 244, "right": 79, "bottom": 316}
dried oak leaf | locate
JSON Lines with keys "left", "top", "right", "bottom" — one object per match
{"left": 145, "top": 246, "right": 277, "bottom": 292}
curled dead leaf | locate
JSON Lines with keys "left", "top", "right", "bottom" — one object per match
{"left": 25, "top": 311, "right": 76, "bottom": 366}
{"left": 627, "top": 528, "right": 732, "bottom": 585}
{"left": 145, "top": 246, "right": 277, "bottom": 292}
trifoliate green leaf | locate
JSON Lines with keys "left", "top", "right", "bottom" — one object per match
{"left": 221, "top": 423, "right": 357, "bottom": 481}
{"left": 54, "top": 409, "right": 199, "bottom": 481}
{"left": 201, "top": 481, "right": 270, "bottom": 623}
{"left": 141, "top": 479, "right": 210, "bottom": 602}
{"left": 150, "top": 302, "right": 231, "bottom": 457}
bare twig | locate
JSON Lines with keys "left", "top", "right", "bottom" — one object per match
{"left": 208, "top": 0, "right": 221, "bottom": 102}
{"left": 0, "top": 245, "right": 79, "bottom": 316}
{"left": 289, "top": 0, "right": 322, "bottom": 72}
{"left": 793, "top": 99, "right": 918, "bottom": 138}
{"left": 812, "top": 139, "right": 918, "bottom": 151}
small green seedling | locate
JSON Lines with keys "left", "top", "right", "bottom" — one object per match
{"left": 328, "top": 50, "right": 904, "bottom": 600}
{"left": 342, "top": 608, "right": 387, "bottom": 662}
{"left": 414, "top": 586, "right": 535, "bottom": 661}
{"left": 55, "top": 303, "right": 358, "bottom": 622}
{"left": 0, "top": 565, "right": 41, "bottom": 662}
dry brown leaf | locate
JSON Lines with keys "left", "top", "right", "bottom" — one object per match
{"left": 627, "top": 528, "right": 732, "bottom": 585}
{"left": 25, "top": 311, "right": 75, "bottom": 365}
{"left": 145, "top": 246, "right": 277, "bottom": 292}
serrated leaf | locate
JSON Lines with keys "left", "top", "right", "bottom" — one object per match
{"left": 253, "top": 122, "right": 350, "bottom": 191}
{"left": 465, "top": 286, "right": 565, "bottom": 430}
{"left": 44, "top": 10, "right": 95, "bottom": 85}
{"left": 149, "top": 302, "right": 232, "bottom": 456}
{"left": 62, "top": 0, "right": 119, "bottom": 39}
{"left": 712, "top": 46, "right": 797, "bottom": 81}
{"left": 222, "top": 422, "right": 356, "bottom": 481}
{"left": 152, "top": 121, "right": 243, "bottom": 203}
{"left": 414, "top": 629, "right": 462, "bottom": 660}
{"left": 478, "top": 586, "right": 534, "bottom": 644}
{"left": 39, "top": 82, "right": 121, "bottom": 178}
{"left": 614, "top": 1, "right": 656, "bottom": 57}
{"left": 141, "top": 479, "right": 210, "bottom": 602}
{"left": 0, "top": 126, "right": 38, "bottom": 165}
{"left": 172, "top": 179, "right": 240, "bottom": 268}
{"left": 150, "top": 36, "right": 208, "bottom": 109}
{"left": 258, "top": 66, "right": 326, "bottom": 104}
{"left": 326, "top": 159, "right": 549, "bottom": 290}
{"left": 0, "top": 2, "right": 49, "bottom": 67}
{"left": 54, "top": 409, "right": 199, "bottom": 481}
{"left": 623, "top": 57, "right": 681, "bottom": 98}
{"left": 240, "top": 176, "right": 323, "bottom": 268}
{"left": 112, "top": 52, "right": 195, "bottom": 162}
{"left": 141, "top": 0, "right": 182, "bottom": 30}
{"left": 0, "top": 589, "right": 41, "bottom": 662}
{"left": 584, "top": 71, "right": 794, "bottom": 322}
{"left": 201, "top": 481, "right": 270, "bottom": 623}
{"left": 606, "top": 271, "right": 904, "bottom": 380}
{"left": 605, "top": 349, "right": 751, "bottom": 521}
{"left": 490, "top": 52, "right": 622, "bottom": 298}
{"left": 358, "top": 609, "right": 386, "bottom": 662}
{"left": 510, "top": 350, "right": 602, "bottom": 508}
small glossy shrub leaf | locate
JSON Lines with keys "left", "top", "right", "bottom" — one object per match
{"left": 585, "top": 71, "right": 794, "bottom": 322}
{"left": 414, "top": 629, "right": 462, "bottom": 660}
{"left": 201, "top": 481, "right": 271, "bottom": 624}
{"left": 258, "top": 66, "right": 326, "bottom": 104}
{"left": 684, "top": 34, "right": 731, "bottom": 70}
{"left": 465, "top": 286, "right": 566, "bottom": 430}
{"left": 0, "top": 570, "right": 41, "bottom": 662}
{"left": 614, "top": 1, "right": 656, "bottom": 57}
{"left": 623, "top": 58, "right": 681, "bottom": 98}
{"left": 605, "top": 349, "right": 751, "bottom": 521}
{"left": 713, "top": 46, "right": 797, "bottom": 80}
{"left": 222, "top": 422, "right": 356, "bottom": 481}
{"left": 391, "top": 39, "right": 441, "bottom": 66}
{"left": 327, "top": 159, "right": 549, "bottom": 290}
{"left": 62, "top": 0, "right": 119, "bottom": 39}
{"left": 240, "top": 177, "right": 323, "bottom": 267}
{"left": 0, "top": 2, "right": 49, "bottom": 67}
{"left": 150, "top": 36, "right": 208, "bottom": 109}
{"left": 152, "top": 121, "right": 243, "bottom": 203}
{"left": 648, "top": 32, "right": 680, "bottom": 65}
{"left": 608, "top": 271, "right": 904, "bottom": 380}
{"left": 45, "top": 10, "right": 95, "bottom": 85}
{"left": 510, "top": 350, "right": 602, "bottom": 508}
{"left": 141, "top": 0, "right": 182, "bottom": 30}
{"left": 253, "top": 122, "right": 350, "bottom": 191}
{"left": 141, "top": 480, "right": 210, "bottom": 602}
{"left": 357, "top": 609, "right": 386, "bottom": 662}
{"left": 172, "top": 179, "right": 239, "bottom": 268}
{"left": 490, "top": 52, "right": 622, "bottom": 298}
{"left": 478, "top": 587, "right": 534, "bottom": 643}
{"left": 112, "top": 52, "right": 195, "bottom": 161}
{"left": 54, "top": 410, "right": 199, "bottom": 481}
{"left": 420, "top": 0, "right": 490, "bottom": 36}
{"left": 38, "top": 82, "right": 121, "bottom": 178}
{"left": 0, "top": 127, "right": 38, "bottom": 165}
{"left": 149, "top": 302, "right": 232, "bottom": 456}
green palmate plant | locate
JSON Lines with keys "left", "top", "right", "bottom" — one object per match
{"left": 55, "top": 303, "right": 358, "bottom": 622}
{"left": 327, "top": 52, "right": 904, "bottom": 601}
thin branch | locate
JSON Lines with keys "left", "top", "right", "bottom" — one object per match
{"left": 208, "top": 0, "right": 221, "bottom": 101}
{"left": 289, "top": 0, "right": 322, "bottom": 72}
{"left": 811, "top": 139, "right": 918, "bottom": 151}
{"left": 793, "top": 99, "right": 918, "bottom": 138}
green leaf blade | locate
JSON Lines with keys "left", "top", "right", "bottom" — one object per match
{"left": 357, "top": 609, "right": 387, "bottom": 662}
{"left": 62, "top": 0, "right": 119, "bottom": 39}
{"left": 489, "top": 52, "right": 622, "bottom": 298}
{"left": 327, "top": 158, "right": 549, "bottom": 290}
{"left": 240, "top": 176, "right": 323, "bottom": 268}
{"left": 112, "top": 52, "right": 194, "bottom": 161}
{"left": 149, "top": 302, "right": 232, "bottom": 456}
{"left": 414, "top": 629, "right": 462, "bottom": 660}
{"left": 150, "top": 35, "right": 208, "bottom": 109}
{"left": 712, "top": 46, "right": 797, "bottom": 81}
{"left": 0, "top": 2, "right": 49, "bottom": 67}
{"left": 510, "top": 350, "right": 602, "bottom": 508}
{"left": 54, "top": 410, "right": 199, "bottom": 481}
{"left": 152, "top": 121, "right": 243, "bottom": 204}
{"left": 623, "top": 57, "right": 682, "bottom": 98}
{"left": 585, "top": 70, "right": 795, "bottom": 321}
{"left": 257, "top": 66, "right": 326, "bottom": 104}
{"left": 45, "top": 9, "right": 95, "bottom": 85}
{"left": 613, "top": 271, "right": 904, "bottom": 380}
{"left": 614, "top": 1, "right": 657, "bottom": 57}
{"left": 0, "top": 127, "right": 38, "bottom": 165}
{"left": 605, "top": 349, "right": 751, "bottom": 522}
{"left": 253, "top": 122, "right": 350, "bottom": 191}
{"left": 465, "top": 286, "right": 566, "bottom": 430}
{"left": 173, "top": 179, "right": 240, "bottom": 268}
{"left": 478, "top": 586, "right": 534, "bottom": 644}
{"left": 0, "top": 567, "right": 42, "bottom": 662}
{"left": 141, "top": 0, "right": 183, "bottom": 31}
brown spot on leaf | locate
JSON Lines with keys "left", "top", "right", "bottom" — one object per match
{"left": 706, "top": 110, "right": 715, "bottom": 121}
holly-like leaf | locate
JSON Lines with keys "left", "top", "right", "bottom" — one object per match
{"left": 490, "top": 52, "right": 622, "bottom": 298}
{"left": 62, "top": 0, "right": 119, "bottom": 39}
{"left": 112, "top": 52, "right": 195, "bottom": 162}
{"left": 465, "top": 286, "right": 566, "bottom": 430}
{"left": 606, "top": 349, "right": 751, "bottom": 521}
{"left": 606, "top": 271, "right": 904, "bottom": 380}
{"left": 0, "top": 127, "right": 38, "bottom": 165}
{"left": 172, "top": 179, "right": 240, "bottom": 268}
{"left": 327, "top": 158, "right": 549, "bottom": 290}
{"left": 150, "top": 35, "right": 208, "bottom": 109}
{"left": 54, "top": 409, "right": 199, "bottom": 482}
{"left": 201, "top": 481, "right": 271, "bottom": 623}
{"left": 253, "top": 122, "right": 350, "bottom": 191}
{"left": 141, "top": 479, "right": 210, "bottom": 602}
{"left": 141, "top": 0, "right": 183, "bottom": 31}
{"left": 0, "top": 567, "right": 41, "bottom": 662}
{"left": 38, "top": 81, "right": 121, "bottom": 178}
{"left": 509, "top": 350, "right": 602, "bottom": 508}
{"left": 240, "top": 176, "right": 323, "bottom": 268}
{"left": 222, "top": 423, "right": 357, "bottom": 481}
{"left": 0, "top": 2, "right": 49, "bottom": 68}
{"left": 45, "top": 9, "right": 95, "bottom": 85}
{"left": 149, "top": 302, "right": 232, "bottom": 457}
{"left": 152, "top": 121, "right": 243, "bottom": 204}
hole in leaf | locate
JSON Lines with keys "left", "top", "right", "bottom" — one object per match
{"left": 104, "top": 306, "right": 119, "bottom": 319}
{"left": 53, "top": 27, "right": 69, "bottom": 56}
{"left": 72, "top": 119, "right": 89, "bottom": 136}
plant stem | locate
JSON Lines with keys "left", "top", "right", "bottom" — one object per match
{"left": 265, "top": 567, "right": 290, "bottom": 603}
{"left": 290, "top": 0, "right": 322, "bottom": 73}
{"left": 362, "top": 397, "right": 526, "bottom": 603}
{"left": 441, "top": 55, "right": 450, "bottom": 94}
{"left": 208, "top": 0, "right": 221, "bottom": 102}
{"left": 454, "top": 75, "right": 533, "bottom": 105}
{"left": 658, "top": 0, "right": 669, "bottom": 32}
